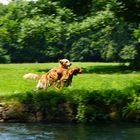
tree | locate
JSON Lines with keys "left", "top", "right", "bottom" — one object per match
{"left": 51, "top": 0, "right": 93, "bottom": 16}
{"left": 116, "top": 0, "right": 140, "bottom": 23}
{"left": 0, "top": 0, "right": 139, "bottom": 66}
{"left": 0, "top": 0, "right": 75, "bottom": 62}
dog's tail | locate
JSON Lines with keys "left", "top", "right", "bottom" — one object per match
{"left": 23, "top": 73, "right": 41, "bottom": 80}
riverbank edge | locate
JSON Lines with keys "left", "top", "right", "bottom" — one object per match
{"left": 0, "top": 89, "right": 140, "bottom": 123}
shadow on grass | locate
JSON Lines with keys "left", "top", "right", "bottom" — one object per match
{"left": 37, "top": 68, "right": 50, "bottom": 73}
{"left": 82, "top": 65, "right": 136, "bottom": 74}
{"left": 35, "top": 64, "right": 137, "bottom": 74}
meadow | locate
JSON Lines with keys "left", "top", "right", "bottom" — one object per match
{"left": 0, "top": 62, "right": 139, "bottom": 95}
{"left": 0, "top": 62, "right": 140, "bottom": 122}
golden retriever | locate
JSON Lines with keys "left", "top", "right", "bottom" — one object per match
{"left": 36, "top": 66, "right": 82, "bottom": 89}
{"left": 23, "top": 59, "right": 72, "bottom": 90}
{"left": 62, "top": 66, "right": 83, "bottom": 87}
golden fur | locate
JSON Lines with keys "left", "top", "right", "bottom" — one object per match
{"left": 23, "top": 73, "right": 40, "bottom": 80}
{"left": 62, "top": 66, "right": 83, "bottom": 87}
{"left": 23, "top": 59, "right": 72, "bottom": 90}
{"left": 36, "top": 66, "right": 82, "bottom": 89}
{"left": 36, "top": 59, "right": 72, "bottom": 89}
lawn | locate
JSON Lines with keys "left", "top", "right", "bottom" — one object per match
{"left": 0, "top": 62, "right": 140, "bottom": 95}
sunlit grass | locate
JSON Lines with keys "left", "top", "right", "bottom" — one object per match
{"left": 0, "top": 62, "right": 140, "bottom": 97}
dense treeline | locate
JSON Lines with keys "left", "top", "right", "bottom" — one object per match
{"left": 0, "top": 0, "right": 139, "bottom": 66}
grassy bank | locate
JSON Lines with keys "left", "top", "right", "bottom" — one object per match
{"left": 0, "top": 63, "right": 140, "bottom": 122}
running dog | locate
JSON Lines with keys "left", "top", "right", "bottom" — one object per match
{"left": 62, "top": 66, "right": 83, "bottom": 87}
{"left": 35, "top": 66, "right": 82, "bottom": 90}
{"left": 23, "top": 59, "right": 72, "bottom": 90}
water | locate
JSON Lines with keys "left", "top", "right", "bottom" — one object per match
{"left": 0, "top": 123, "right": 140, "bottom": 140}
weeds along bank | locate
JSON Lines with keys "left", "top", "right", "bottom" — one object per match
{"left": 0, "top": 86, "right": 140, "bottom": 123}
{"left": 0, "top": 63, "right": 140, "bottom": 122}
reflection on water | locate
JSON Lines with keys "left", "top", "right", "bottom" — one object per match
{"left": 0, "top": 123, "right": 140, "bottom": 140}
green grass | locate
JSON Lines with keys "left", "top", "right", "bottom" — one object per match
{"left": 1, "top": 62, "right": 140, "bottom": 122}
{"left": 0, "top": 63, "right": 57, "bottom": 95}
{"left": 0, "top": 62, "right": 140, "bottom": 96}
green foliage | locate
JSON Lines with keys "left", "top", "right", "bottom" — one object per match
{"left": 122, "top": 94, "right": 140, "bottom": 121}
{"left": 52, "top": 0, "right": 93, "bottom": 16}
{"left": 133, "top": 25, "right": 140, "bottom": 42}
{"left": 3, "top": 85, "right": 140, "bottom": 122}
{"left": 0, "top": 0, "right": 75, "bottom": 62}
{"left": 69, "top": 38, "right": 92, "bottom": 61}
{"left": 0, "top": 47, "right": 10, "bottom": 63}
{"left": 116, "top": 0, "right": 140, "bottom": 22}
{"left": 0, "top": 0, "right": 139, "bottom": 67}
{"left": 119, "top": 45, "right": 137, "bottom": 62}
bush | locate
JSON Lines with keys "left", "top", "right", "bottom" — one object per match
{"left": 13, "top": 83, "right": 139, "bottom": 123}
{"left": 0, "top": 48, "right": 11, "bottom": 63}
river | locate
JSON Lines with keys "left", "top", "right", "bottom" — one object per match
{"left": 0, "top": 122, "right": 140, "bottom": 140}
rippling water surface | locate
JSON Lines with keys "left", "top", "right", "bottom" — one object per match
{"left": 0, "top": 122, "right": 140, "bottom": 140}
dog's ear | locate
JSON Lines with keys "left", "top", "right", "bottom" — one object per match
{"left": 59, "top": 59, "right": 63, "bottom": 64}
